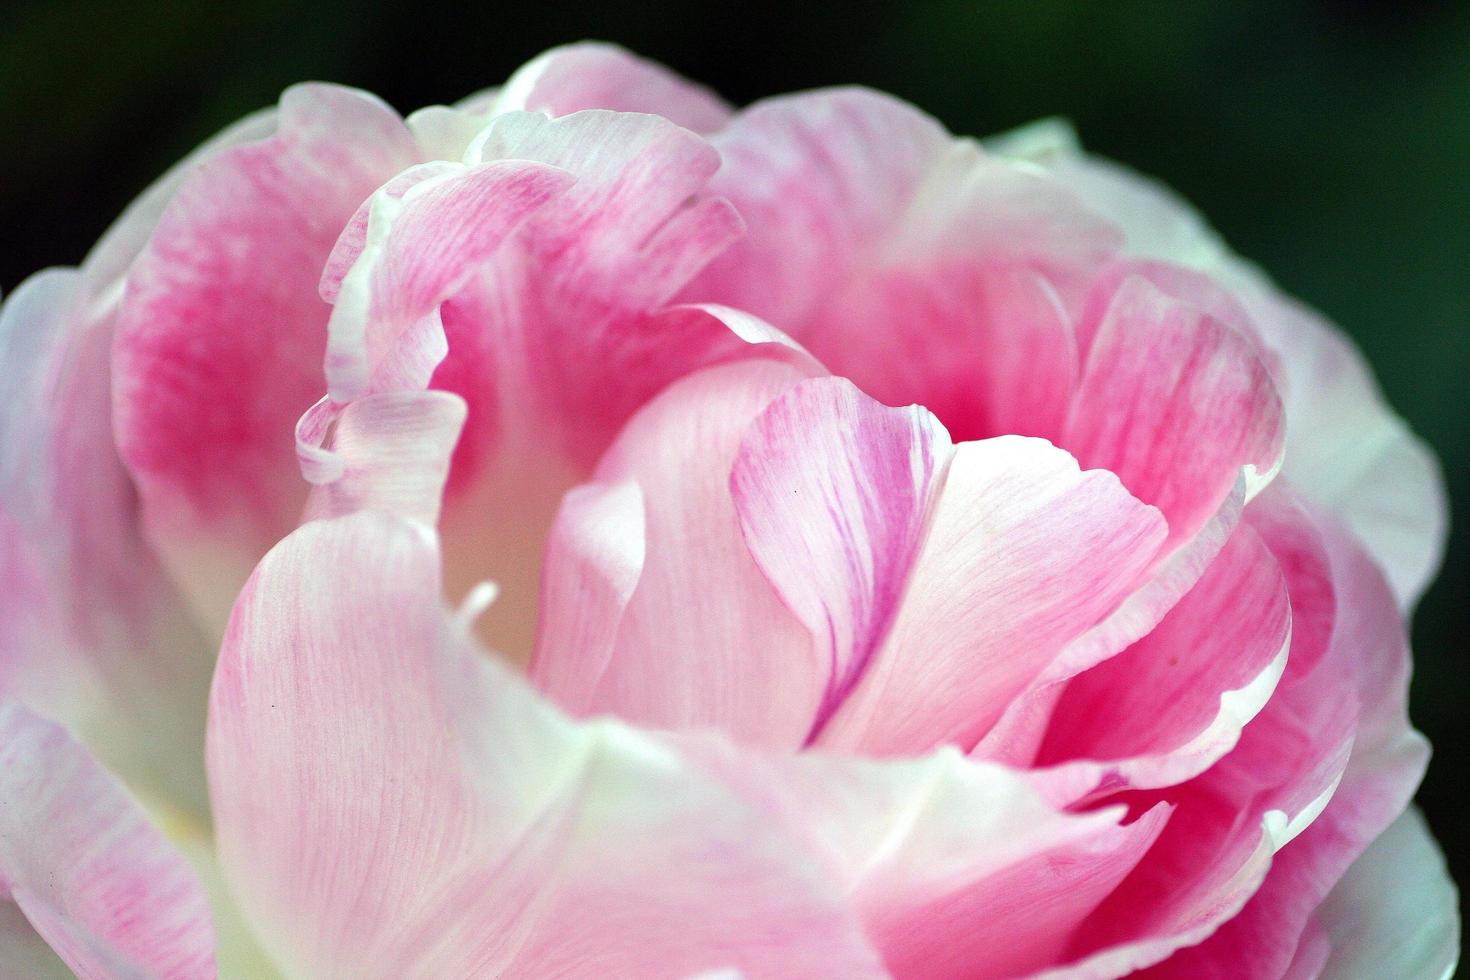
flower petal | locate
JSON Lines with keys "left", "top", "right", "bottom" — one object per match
{"left": 0, "top": 269, "right": 213, "bottom": 811}
{"left": 686, "top": 743, "right": 1169, "bottom": 979}
{"left": 1006, "top": 128, "right": 1446, "bottom": 609}
{"left": 688, "top": 89, "right": 1119, "bottom": 333}
{"left": 1062, "top": 274, "right": 1285, "bottom": 550}
{"left": 1317, "top": 808, "right": 1459, "bottom": 979}
{"left": 494, "top": 41, "right": 733, "bottom": 134}
{"left": 1049, "top": 487, "right": 1418, "bottom": 977}
{"left": 113, "top": 82, "right": 421, "bottom": 628}
{"left": 0, "top": 701, "right": 215, "bottom": 980}
{"left": 321, "top": 160, "right": 575, "bottom": 401}
{"left": 531, "top": 359, "right": 817, "bottom": 745}
{"left": 324, "top": 109, "right": 746, "bottom": 658}
{"left": 1031, "top": 522, "right": 1292, "bottom": 804}
{"left": 1142, "top": 490, "right": 1436, "bottom": 978}
{"left": 731, "top": 377, "right": 949, "bottom": 739}
{"left": 208, "top": 513, "right": 886, "bottom": 978}
{"left": 213, "top": 510, "right": 1175, "bottom": 979}
{"left": 815, "top": 434, "right": 1167, "bottom": 754}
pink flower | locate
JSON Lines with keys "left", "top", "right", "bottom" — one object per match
{"left": 0, "top": 42, "right": 1456, "bottom": 978}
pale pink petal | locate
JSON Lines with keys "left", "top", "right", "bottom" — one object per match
{"left": 1062, "top": 274, "right": 1285, "bottom": 550}
{"left": 494, "top": 41, "right": 733, "bottom": 134}
{"left": 815, "top": 435, "right": 1166, "bottom": 754}
{"left": 731, "top": 377, "right": 949, "bottom": 737}
{"left": 450, "top": 108, "right": 743, "bottom": 466}
{"left": 0, "top": 701, "right": 215, "bottom": 979}
{"left": 113, "top": 82, "right": 420, "bottom": 628}
{"left": 523, "top": 308, "right": 818, "bottom": 679}
{"left": 687, "top": 742, "right": 1169, "bottom": 979}
{"left": 531, "top": 359, "right": 818, "bottom": 745}
{"left": 208, "top": 513, "right": 885, "bottom": 978}
{"left": 1031, "top": 523, "right": 1291, "bottom": 805}
{"left": 0, "top": 270, "right": 213, "bottom": 811}
{"left": 1255, "top": 295, "right": 1447, "bottom": 609}
{"left": 1317, "top": 809, "right": 1459, "bottom": 979}
{"left": 528, "top": 480, "right": 645, "bottom": 701}
{"left": 974, "top": 477, "right": 1246, "bottom": 768}
{"left": 1043, "top": 782, "right": 1278, "bottom": 979}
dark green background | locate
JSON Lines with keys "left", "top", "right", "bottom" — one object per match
{"left": 3, "top": 0, "right": 1466, "bottom": 921}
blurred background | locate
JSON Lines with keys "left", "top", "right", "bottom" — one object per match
{"left": 2, "top": 0, "right": 1466, "bottom": 919}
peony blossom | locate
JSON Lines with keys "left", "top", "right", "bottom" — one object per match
{"left": 0, "top": 40, "right": 1458, "bottom": 978}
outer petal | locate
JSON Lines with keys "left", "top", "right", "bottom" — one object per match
{"left": 1317, "top": 809, "right": 1459, "bottom": 980}
{"left": 686, "top": 743, "right": 1169, "bottom": 980}
{"left": 996, "top": 123, "right": 1447, "bottom": 608}
{"left": 113, "top": 82, "right": 421, "bottom": 628}
{"left": 1255, "top": 294, "right": 1447, "bottom": 609}
{"left": 0, "top": 701, "right": 215, "bottom": 980}
{"left": 1141, "top": 491, "right": 1434, "bottom": 978}
{"left": 208, "top": 513, "right": 885, "bottom": 979}
{"left": 1050, "top": 488, "right": 1417, "bottom": 978}
{"left": 493, "top": 41, "right": 733, "bottom": 134}
{"left": 320, "top": 160, "right": 575, "bottom": 401}
{"left": 0, "top": 270, "right": 213, "bottom": 811}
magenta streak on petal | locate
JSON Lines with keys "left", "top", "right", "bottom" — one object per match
{"left": 730, "top": 378, "right": 949, "bottom": 745}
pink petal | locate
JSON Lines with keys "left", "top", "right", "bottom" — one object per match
{"left": 1062, "top": 274, "right": 1285, "bottom": 550}
{"left": 974, "top": 477, "right": 1247, "bottom": 768}
{"left": 1030, "top": 523, "right": 1291, "bottom": 804}
{"left": 1016, "top": 132, "right": 1446, "bottom": 610}
{"left": 321, "top": 160, "right": 575, "bottom": 401}
{"left": 815, "top": 435, "right": 1167, "bottom": 754}
{"left": 300, "top": 390, "right": 468, "bottom": 527}
{"left": 208, "top": 513, "right": 886, "bottom": 978}
{"left": 213, "top": 511, "right": 1178, "bottom": 979}
{"left": 528, "top": 480, "right": 645, "bottom": 701}
{"left": 495, "top": 41, "right": 733, "bottom": 134}
{"left": 687, "top": 89, "right": 1119, "bottom": 334}
{"left": 1142, "top": 490, "right": 1435, "bottom": 978}
{"left": 1050, "top": 487, "right": 1408, "bottom": 977}
{"left": 349, "top": 109, "right": 747, "bottom": 658}
{"left": 113, "top": 82, "right": 420, "bottom": 628}
{"left": 0, "top": 270, "right": 213, "bottom": 811}
{"left": 731, "top": 377, "right": 950, "bottom": 738}
{"left": 450, "top": 108, "right": 743, "bottom": 466}
{"left": 0, "top": 702, "right": 215, "bottom": 979}
{"left": 531, "top": 359, "right": 819, "bottom": 745}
